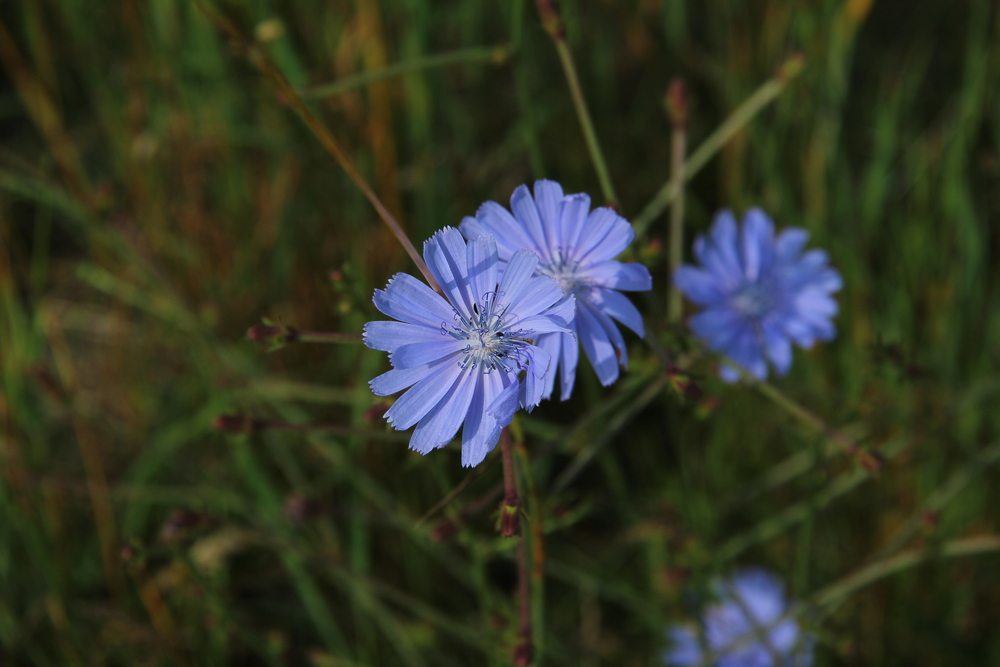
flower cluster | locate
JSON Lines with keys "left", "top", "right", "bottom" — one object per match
{"left": 364, "top": 181, "right": 650, "bottom": 466}
{"left": 365, "top": 183, "right": 842, "bottom": 467}
{"left": 665, "top": 569, "right": 813, "bottom": 667}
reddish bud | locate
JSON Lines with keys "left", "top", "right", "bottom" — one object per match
{"left": 499, "top": 500, "right": 520, "bottom": 538}
{"left": 665, "top": 78, "right": 688, "bottom": 127}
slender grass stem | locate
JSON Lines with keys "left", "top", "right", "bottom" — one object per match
{"left": 811, "top": 534, "right": 1000, "bottom": 609}
{"left": 633, "top": 55, "right": 805, "bottom": 236}
{"left": 665, "top": 79, "right": 688, "bottom": 323}
{"left": 302, "top": 44, "right": 511, "bottom": 99}
{"left": 535, "top": 1, "right": 618, "bottom": 206}
{"left": 752, "top": 379, "right": 882, "bottom": 472}
{"left": 196, "top": 1, "right": 439, "bottom": 292}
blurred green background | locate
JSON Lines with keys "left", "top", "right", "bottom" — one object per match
{"left": 0, "top": 0, "right": 997, "bottom": 664}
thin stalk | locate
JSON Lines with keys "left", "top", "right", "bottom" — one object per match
{"left": 665, "top": 79, "right": 688, "bottom": 323}
{"left": 517, "top": 442, "right": 545, "bottom": 664}
{"left": 812, "top": 534, "right": 1000, "bottom": 610}
{"left": 196, "top": 1, "right": 439, "bottom": 291}
{"left": 212, "top": 414, "right": 408, "bottom": 442}
{"left": 633, "top": 55, "right": 805, "bottom": 236}
{"left": 535, "top": 1, "right": 618, "bottom": 206}
{"left": 752, "top": 379, "right": 882, "bottom": 472}
{"left": 498, "top": 431, "right": 533, "bottom": 665}
{"left": 302, "top": 44, "right": 511, "bottom": 99}
{"left": 295, "top": 330, "right": 361, "bottom": 344}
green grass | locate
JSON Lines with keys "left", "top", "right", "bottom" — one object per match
{"left": 0, "top": 0, "right": 997, "bottom": 664}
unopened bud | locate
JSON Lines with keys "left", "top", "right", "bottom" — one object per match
{"left": 535, "top": 0, "right": 564, "bottom": 39}
{"left": 499, "top": 499, "right": 520, "bottom": 538}
{"left": 778, "top": 53, "right": 805, "bottom": 82}
{"left": 665, "top": 78, "right": 688, "bottom": 127}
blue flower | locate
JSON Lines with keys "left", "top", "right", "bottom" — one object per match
{"left": 674, "top": 209, "right": 842, "bottom": 381}
{"left": 665, "top": 569, "right": 813, "bottom": 667}
{"left": 460, "top": 180, "right": 651, "bottom": 399}
{"left": 363, "top": 228, "right": 574, "bottom": 467}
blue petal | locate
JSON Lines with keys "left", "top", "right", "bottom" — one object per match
{"left": 512, "top": 294, "right": 575, "bottom": 335}
{"left": 532, "top": 179, "right": 564, "bottom": 251}
{"left": 462, "top": 201, "right": 533, "bottom": 259}
{"left": 575, "top": 210, "right": 634, "bottom": 264}
{"left": 461, "top": 372, "right": 503, "bottom": 467}
{"left": 579, "top": 261, "right": 652, "bottom": 291}
{"left": 572, "top": 207, "right": 616, "bottom": 260}
{"left": 775, "top": 227, "right": 809, "bottom": 260}
{"left": 384, "top": 360, "right": 464, "bottom": 430}
{"left": 466, "top": 234, "right": 500, "bottom": 310}
{"left": 708, "top": 210, "right": 742, "bottom": 274}
{"left": 535, "top": 332, "right": 561, "bottom": 401}
{"left": 558, "top": 193, "right": 590, "bottom": 250}
{"left": 424, "top": 227, "right": 475, "bottom": 316}
{"left": 409, "top": 367, "right": 478, "bottom": 454}
{"left": 674, "top": 266, "right": 726, "bottom": 306}
{"left": 487, "top": 378, "right": 520, "bottom": 427}
{"left": 762, "top": 321, "right": 793, "bottom": 375}
{"left": 370, "top": 361, "right": 446, "bottom": 396}
{"left": 590, "top": 288, "right": 644, "bottom": 337}
{"left": 690, "top": 306, "right": 746, "bottom": 352}
{"left": 740, "top": 208, "right": 775, "bottom": 281}
{"left": 390, "top": 339, "right": 467, "bottom": 369}
{"left": 520, "top": 343, "right": 551, "bottom": 410}
{"left": 496, "top": 249, "right": 539, "bottom": 310}
{"left": 363, "top": 320, "right": 446, "bottom": 352}
{"left": 558, "top": 331, "right": 579, "bottom": 400}
{"left": 374, "top": 273, "right": 455, "bottom": 328}
{"left": 505, "top": 276, "right": 564, "bottom": 322}
{"left": 589, "top": 302, "right": 628, "bottom": 369}
{"left": 726, "top": 329, "right": 768, "bottom": 380}
{"left": 664, "top": 626, "right": 702, "bottom": 667}
{"left": 576, "top": 303, "right": 620, "bottom": 386}
{"left": 510, "top": 184, "right": 548, "bottom": 255}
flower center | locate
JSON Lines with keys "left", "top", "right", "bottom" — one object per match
{"left": 538, "top": 251, "right": 582, "bottom": 295}
{"left": 731, "top": 282, "right": 775, "bottom": 318}
{"left": 443, "top": 292, "right": 533, "bottom": 373}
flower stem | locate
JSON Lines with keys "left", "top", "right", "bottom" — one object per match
{"left": 196, "top": 1, "right": 440, "bottom": 292}
{"left": 665, "top": 79, "right": 688, "bottom": 324}
{"left": 498, "top": 431, "right": 533, "bottom": 665}
{"left": 535, "top": 1, "right": 618, "bottom": 207}
{"left": 633, "top": 54, "right": 805, "bottom": 236}
{"left": 302, "top": 44, "right": 511, "bottom": 99}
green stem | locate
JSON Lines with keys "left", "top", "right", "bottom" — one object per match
{"left": 633, "top": 55, "right": 805, "bottom": 236}
{"left": 516, "top": 442, "right": 545, "bottom": 664}
{"left": 812, "top": 534, "right": 1000, "bottom": 609}
{"left": 302, "top": 44, "right": 511, "bottom": 99}
{"left": 295, "top": 330, "right": 361, "bottom": 345}
{"left": 535, "top": 0, "right": 617, "bottom": 205}
{"left": 752, "top": 379, "right": 881, "bottom": 471}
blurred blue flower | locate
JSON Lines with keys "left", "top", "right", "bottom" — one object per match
{"left": 364, "top": 228, "right": 574, "bottom": 467}
{"left": 460, "top": 180, "right": 650, "bottom": 399}
{"left": 666, "top": 569, "right": 813, "bottom": 667}
{"left": 674, "top": 209, "right": 842, "bottom": 381}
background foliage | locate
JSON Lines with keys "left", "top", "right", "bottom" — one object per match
{"left": 0, "top": 0, "right": 997, "bottom": 664}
